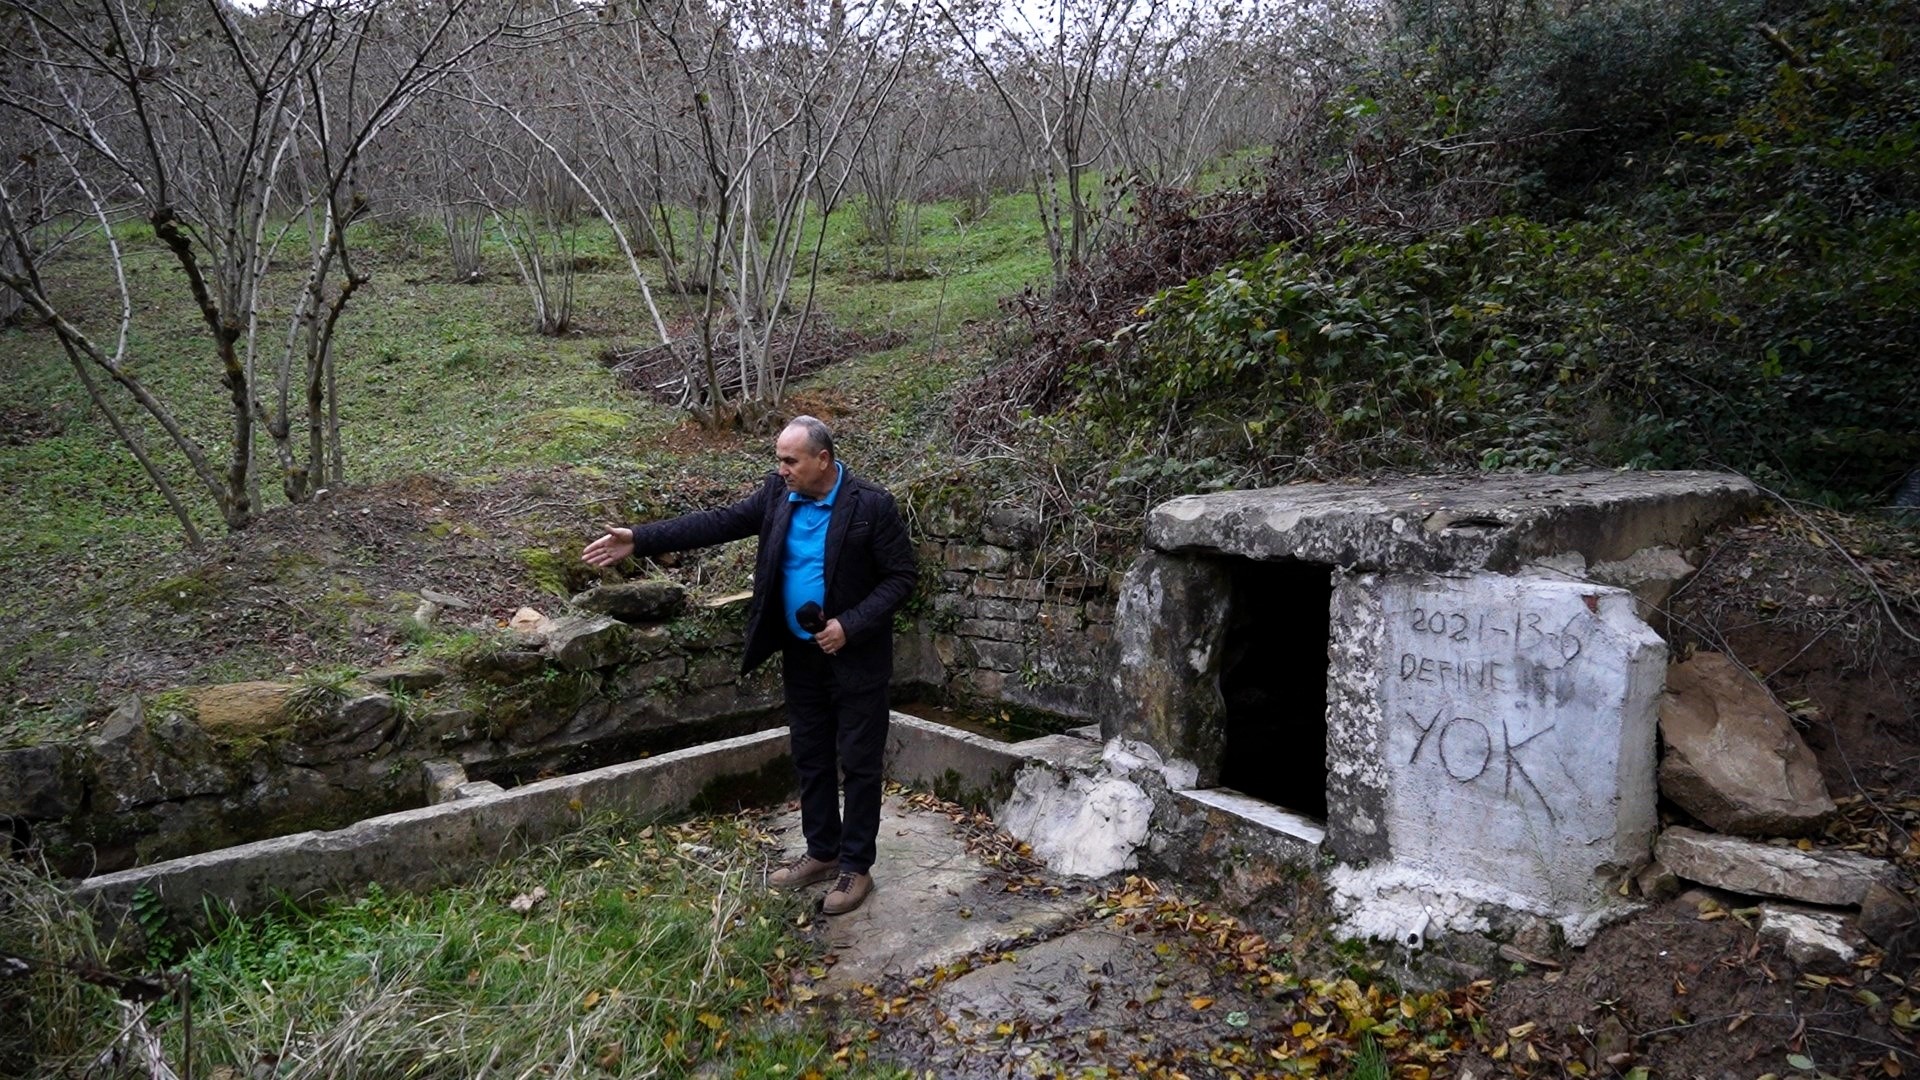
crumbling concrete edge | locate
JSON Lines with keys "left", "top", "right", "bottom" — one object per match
{"left": 884, "top": 712, "right": 1032, "bottom": 808}
{"left": 76, "top": 728, "right": 794, "bottom": 934}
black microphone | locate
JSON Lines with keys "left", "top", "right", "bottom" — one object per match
{"left": 795, "top": 601, "right": 827, "bottom": 633}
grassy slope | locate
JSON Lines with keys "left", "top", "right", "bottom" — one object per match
{"left": 0, "top": 194, "right": 1049, "bottom": 739}
{"left": 0, "top": 193, "right": 1049, "bottom": 569}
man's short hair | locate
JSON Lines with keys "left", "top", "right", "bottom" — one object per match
{"left": 786, "top": 415, "right": 835, "bottom": 460}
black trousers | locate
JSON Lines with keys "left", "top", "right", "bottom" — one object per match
{"left": 781, "top": 643, "right": 891, "bottom": 874}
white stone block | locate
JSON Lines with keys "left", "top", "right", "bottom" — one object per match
{"left": 997, "top": 763, "right": 1154, "bottom": 878}
{"left": 1334, "top": 573, "right": 1664, "bottom": 942}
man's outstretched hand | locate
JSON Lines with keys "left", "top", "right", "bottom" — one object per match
{"left": 582, "top": 526, "right": 634, "bottom": 568}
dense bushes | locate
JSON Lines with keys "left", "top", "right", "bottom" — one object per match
{"left": 1005, "top": 0, "right": 1920, "bottom": 506}
{"left": 1082, "top": 208, "right": 1920, "bottom": 495}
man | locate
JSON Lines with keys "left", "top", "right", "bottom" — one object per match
{"left": 582, "top": 416, "right": 916, "bottom": 915}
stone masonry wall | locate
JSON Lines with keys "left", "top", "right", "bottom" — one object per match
{"left": 906, "top": 502, "right": 1119, "bottom": 722}
{"left": 2, "top": 590, "right": 783, "bottom": 876}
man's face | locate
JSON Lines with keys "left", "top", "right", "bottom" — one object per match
{"left": 776, "top": 426, "right": 835, "bottom": 499}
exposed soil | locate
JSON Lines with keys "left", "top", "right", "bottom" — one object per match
{"left": 0, "top": 404, "right": 67, "bottom": 446}
{"left": 0, "top": 464, "right": 767, "bottom": 736}
{"left": 1668, "top": 510, "right": 1920, "bottom": 798}
{"left": 1465, "top": 894, "right": 1917, "bottom": 1080}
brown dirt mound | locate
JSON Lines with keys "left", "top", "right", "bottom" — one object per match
{"left": 0, "top": 468, "right": 629, "bottom": 736}
{"left": 1667, "top": 508, "right": 1920, "bottom": 805}
{"left": 604, "top": 319, "right": 904, "bottom": 406}
{"left": 1468, "top": 897, "right": 1917, "bottom": 1079}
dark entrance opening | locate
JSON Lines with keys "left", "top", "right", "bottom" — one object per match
{"left": 1217, "top": 558, "right": 1333, "bottom": 819}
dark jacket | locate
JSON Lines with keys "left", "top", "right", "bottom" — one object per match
{"left": 624, "top": 468, "right": 918, "bottom": 686}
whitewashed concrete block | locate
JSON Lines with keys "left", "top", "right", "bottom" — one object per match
{"left": 1330, "top": 573, "right": 1664, "bottom": 944}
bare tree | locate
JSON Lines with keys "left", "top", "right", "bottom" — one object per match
{"left": 0, "top": 0, "right": 524, "bottom": 538}
{"left": 937, "top": 0, "right": 1160, "bottom": 290}
{"left": 854, "top": 71, "right": 968, "bottom": 279}
{"left": 0, "top": 132, "right": 91, "bottom": 329}
{"left": 645, "top": 0, "right": 924, "bottom": 424}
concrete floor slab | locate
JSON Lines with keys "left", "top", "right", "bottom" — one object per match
{"left": 934, "top": 924, "right": 1216, "bottom": 1033}
{"left": 770, "top": 796, "right": 1083, "bottom": 991}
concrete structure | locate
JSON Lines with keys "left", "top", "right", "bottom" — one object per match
{"left": 1100, "top": 470, "right": 1756, "bottom": 943}
{"left": 77, "top": 729, "right": 794, "bottom": 933}
{"left": 1327, "top": 574, "right": 1664, "bottom": 943}
{"left": 76, "top": 714, "right": 1119, "bottom": 937}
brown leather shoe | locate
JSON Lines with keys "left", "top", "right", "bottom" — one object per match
{"left": 768, "top": 854, "right": 836, "bottom": 889}
{"left": 822, "top": 870, "right": 872, "bottom": 915}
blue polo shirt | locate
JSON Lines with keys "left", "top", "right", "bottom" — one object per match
{"left": 781, "top": 462, "right": 844, "bottom": 639}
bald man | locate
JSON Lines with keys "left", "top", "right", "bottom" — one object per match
{"left": 584, "top": 416, "right": 916, "bottom": 914}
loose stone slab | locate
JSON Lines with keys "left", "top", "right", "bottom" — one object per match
{"left": 799, "top": 796, "right": 1081, "bottom": 992}
{"left": 1145, "top": 470, "right": 1755, "bottom": 574}
{"left": 1328, "top": 574, "right": 1664, "bottom": 943}
{"left": 1655, "top": 827, "right": 1893, "bottom": 906}
{"left": 544, "top": 614, "right": 630, "bottom": 671}
{"left": 1758, "top": 903, "right": 1865, "bottom": 971}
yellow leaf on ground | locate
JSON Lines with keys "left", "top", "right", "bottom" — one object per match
{"left": 697, "top": 1012, "right": 723, "bottom": 1031}
{"left": 1190, "top": 996, "right": 1215, "bottom": 1010}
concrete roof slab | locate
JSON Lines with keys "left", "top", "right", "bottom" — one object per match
{"left": 1146, "top": 470, "right": 1756, "bottom": 572}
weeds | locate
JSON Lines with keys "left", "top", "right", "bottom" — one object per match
{"left": 1, "top": 811, "right": 893, "bottom": 1078}
{"left": 285, "top": 666, "right": 359, "bottom": 726}
{"left": 169, "top": 812, "right": 876, "bottom": 1077}
{"left": 0, "top": 859, "right": 121, "bottom": 1072}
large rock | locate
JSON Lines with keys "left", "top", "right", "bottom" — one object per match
{"left": 281, "top": 692, "right": 399, "bottom": 765}
{"left": 543, "top": 614, "right": 630, "bottom": 671}
{"left": 1858, "top": 882, "right": 1920, "bottom": 954}
{"left": 1105, "top": 552, "right": 1232, "bottom": 783}
{"left": 422, "top": 760, "right": 468, "bottom": 804}
{"left": 570, "top": 580, "right": 686, "bottom": 623}
{"left": 996, "top": 745, "right": 1159, "bottom": 878}
{"left": 186, "top": 681, "right": 292, "bottom": 741}
{"left": 1655, "top": 827, "right": 1892, "bottom": 906}
{"left": 0, "top": 743, "right": 85, "bottom": 819}
{"left": 89, "top": 697, "right": 236, "bottom": 811}
{"left": 1658, "top": 652, "right": 1834, "bottom": 836}
{"left": 361, "top": 664, "right": 447, "bottom": 693}
{"left": 464, "top": 647, "right": 547, "bottom": 684}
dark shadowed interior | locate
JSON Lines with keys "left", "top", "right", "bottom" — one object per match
{"left": 1218, "top": 558, "right": 1334, "bottom": 819}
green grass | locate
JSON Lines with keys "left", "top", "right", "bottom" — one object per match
{"left": 1, "top": 813, "right": 905, "bottom": 1078}
{"left": 0, "top": 191, "right": 1049, "bottom": 572}
{"left": 0, "top": 187, "right": 1050, "bottom": 736}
